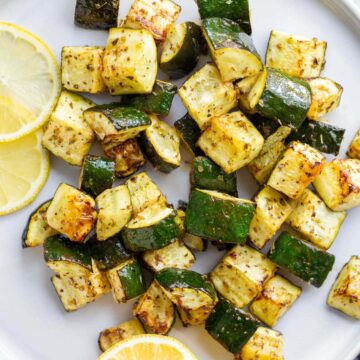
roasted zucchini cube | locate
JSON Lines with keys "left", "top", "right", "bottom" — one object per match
{"left": 61, "top": 46, "right": 106, "bottom": 94}
{"left": 79, "top": 155, "right": 115, "bottom": 197}
{"left": 122, "top": 205, "right": 181, "bottom": 252}
{"left": 248, "top": 126, "right": 291, "bottom": 185}
{"left": 96, "top": 185, "right": 132, "bottom": 241}
{"left": 123, "top": 0, "right": 181, "bottom": 42}
{"left": 84, "top": 104, "right": 151, "bottom": 147}
{"left": 98, "top": 319, "right": 145, "bottom": 352}
{"left": 198, "top": 111, "right": 264, "bottom": 173}
{"left": 211, "top": 245, "right": 277, "bottom": 308}
{"left": 286, "top": 189, "right": 346, "bottom": 250}
{"left": 140, "top": 115, "right": 181, "bottom": 173}
{"left": 174, "top": 113, "right": 202, "bottom": 157}
{"left": 250, "top": 275, "right": 301, "bottom": 327}
{"left": 74, "top": 0, "right": 119, "bottom": 30}
{"left": 268, "top": 141, "right": 325, "bottom": 200}
{"left": 106, "top": 258, "right": 145, "bottom": 303}
{"left": 121, "top": 80, "right": 177, "bottom": 116}
{"left": 191, "top": 156, "right": 238, "bottom": 196}
{"left": 102, "top": 28, "right": 157, "bottom": 95}
{"left": 306, "top": 77, "right": 343, "bottom": 120}
{"left": 249, "top": 186, "right": 294, "bottom": 249}
{"left": 237, "top": 327, "right": 284, "bottom": 360}
{"left": 348, "top": 130, "right": 360, "bottom": 159}
{"left": 186, "top": 189, "right": 256, "bottom": 244}
{"left": 42, "top": 91, "right": 95, "bottom": 166}
{"left": 22, "top": 200, "right": 58, "bottom": 248}
{"left": 183, "top": 234, "right": 207, "bottom": 252}
{"left": 327, "top": 256, "right": 360, "bottom": 320}
{"left": 206, "top": 299, "right": 261, "bottom": 355}
{"left": 89, "top": 235, "right": 131, "bottom": 271}
{"left": 203, "top": 18, "right": 262, "bottom": 82}
{"left": 155, "top": 268, "right": 218, "bottom": 326}
{"left": 268, "top": 232, "right": 335, "bottom": 288}
{"left": 126, "top": 172, "right": 168, "bottom": 215}
{"left": 178, "top": 64, "right": 237, "bottom": 129}
{"left": 266, "top": 30, "right": 327, "bottom": 78}
{"left": 142, "top": 240, "right": 195, "bottom": 272}
{"left": 104, "top": 139, "right": 146, "bottom": 178}
{"left": 313, "top": 159, "right": 360, "bottom": 211}
{"left": 197, "top": 0, "right": 252, "bottom": 35}
{"left": 133, "top": 281, "right": 176, "bottom": 335}
{"left": 46, "top": 184, "right": 97, "bottom": 243}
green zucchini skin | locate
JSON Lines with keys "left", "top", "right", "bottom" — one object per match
{"left": 118, "top": 260, "right": 145, "bottom": 300}
{"left": 268, "top": 232, "right": 335, "bottom": 288}
{"left": 197, "top": 0, "right": 251, "bottom": 35}
{"left": 140, "top": 134, "right": 179, "bottom": 174}
{"left": 74, "top": 0, "right": 119, "bottom": 30}
{"left": 287, "top": 121, "right": 345, "bottom": 155}
{"left": 121, "top": 81, "right": 177, "bottom": 116}
{"left": 256, "top": 68, "right": 312, "bottom": 129}
{"left": 88, "top": 104, "right": 151, "bottom": 131}
{"left": 122, "top": 213, "right": 181, "bottom": 252}
{"left": 249, "top": 114, "right": 282, "bottom": 139}
{"left": 155, "top": 268, "right": 217, "bottom": 301}
{"left": 191, "top": 157, "right": 238, "bottom": 196}
{"left": 80, "top": 155, "right": 115, "bottom": 197}
{"left": 88, "top": 236, "right": 131, "bottom": 271}
{"left": 185, "top": 190, "right": 255, "bottom": 244}
{"left": 202, "top": 18, "right": 258, "bottom": 57}
{"left": 44, "top": 235, "right": 92, "bottom": 271}
{"left": 205, "top": 299, "right": 260, "bottom": 354}
{"left": 174, "top": 114, "right": 203, "bottom": 157}
{"left": 160, "top": 22, "right": 204, "bottom": 80}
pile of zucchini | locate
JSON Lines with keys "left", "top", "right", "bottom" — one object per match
{"left": 23, "top": 0, "right": 360, "bottom": 358}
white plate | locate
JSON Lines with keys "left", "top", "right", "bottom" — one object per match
{"left": 0, "top": 0, "right": 359, "bottom": 359}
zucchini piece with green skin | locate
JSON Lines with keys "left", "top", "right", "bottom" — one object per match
{"left": 202, "top": 18, "right": 262, "bottom": 82}
{"left": 268, "top": 232, "right": 335, "bottom": 288}
{"left": 254, "top": 67, "right": 312, "bottom": 129}
{"left": 121, "top": 81, "right": 177, "bottom": 116}
{"left": 122, "top": 206, "right": 181, "bottom": 252}
{"left": 106, "top": 258, "right": 145, "bottom": 303}
{"left": 327, "top": 256, "right": 360, "bottom": 320}
{"left": 155, "top": 268, "right": 218, "bottom": 326}
{"left": 174, "top": 113, "right": 202, "bottom": 157}
{"left": 248, "top": 126, "right": 291, "bottom": 185}
{"left": 84, "top": 104, "right": 151, "bottom": 148}
{"left": 44, "top": 235, "right": 93, "bottom": 276}
{"left": 142, "top": 240, "right": 195, "bottom": 272}
{"left": 22, "top": 200, "right": 57, "bottom": 248}
{"left": 196, "top": 0, "right": 252, "bottom": 35}
{"left": 98, "top": 319, "right": 145, "bottom": 352}
{"left": 191, "top": 156, "right": 238, "bottom": 196}
{"left": 46, "top": 183, "right": 97, "bottom": 243}
{"left": 133, "top": 281, "right": 176, "bottom": 335}
{"left": 205, "top": 299, "right": 260, "bottom": 354}
{"left": 160, "top": 22, "right": 204, "bottom": 80}
{"left": 140, "top": 115, "right": 181, "bottom": 173}
{"left": 185, "top": 189, "right": 255, "bottom": 244}
{"left": 89, "top": 235, "right": 131, "bottom": 271}
{"left": 249, "top": 114, "right": 282, "bottom": 139}
{"left": 288, "top": 120, "right": 345, "bottom": 156}
{"left": 74, "top": 0, "right": 119, "bottom": 30}
{"left": 96, "top": 185, "right": 132, "bottom": 241}
{"left": 79, "top": 155, "right": 115, "bottom": 197}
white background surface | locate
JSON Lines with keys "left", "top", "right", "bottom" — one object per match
{"left": 0, "top": 0, "right": 359, "bottom": 359}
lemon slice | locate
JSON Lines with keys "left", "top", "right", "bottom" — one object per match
{"left": 98, "top": 335, "right": 197, "bottom": 360}
{"left": 0, "top": 130, "right": 50, "bottom": 216}
{"left": 0, "top": 22, "right": 61, "bottom": 142}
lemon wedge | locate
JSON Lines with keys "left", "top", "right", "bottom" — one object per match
{"left": 0, "top": 22, "right": 61, "bottom": 142}
{"left": 0, "top": 130, "right": 50, "bottom": 216}
{"left": 98, "top": 334, "right": 198, "bottom": 360}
